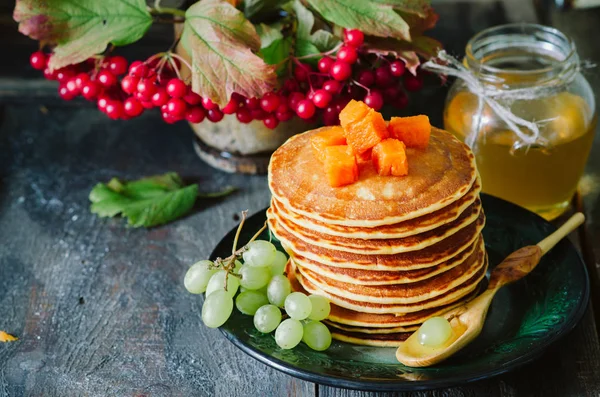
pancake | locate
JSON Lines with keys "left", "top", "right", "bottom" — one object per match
{"left": 269, "top": 127, "right": 477, "bottom": 227}
{"left": 287, "top": 265, "right": 482, "bottom": 327}
{"left": 329, "top": 327, "right": 411, "bottom": 347}
{"left": 325, "top": 320, "right": 419, "bottom": 334}
{"left": 296, "top": 239, "right": 486, "bottom": 304}
{"left": 271, "top": 210, "right": 484, "bottom": 270}
{"left": 292, "top": 235, "right": 483, "bottom": 285}
{"left": 268, "top": 198, "right": 482, "bottom": 255}
{"left": 271, "top": 178, "right": 481, "bottom": 240}
{"left": 294, "top": 257, "right": 488, "bottom": 314}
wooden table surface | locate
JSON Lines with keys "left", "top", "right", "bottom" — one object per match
{"left": 1, "top": 2, "right": 600, "bottom": 396}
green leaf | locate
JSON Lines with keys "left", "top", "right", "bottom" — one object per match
{"left": 305, "top": 0, "right": 411, "bottom": 41}
{"left": 183, "top": 0, "right": 278, "bottom": 107}
{"left": 255, "top": 23, "right": 284, "bottom": 49}
{"left": 88, "top": 173, "right": 236, "bottom": 228}
{"left": 295, "top": 39, "right": 321, "bottom": 66}
{"left": 13, "top": 0, "right": 152, "bottom": 70}
{"left": 121, "top": 184, "right": 199, "bottom": 228}
{"left": 244, "top": 0, "right": 289, "bottom": 18}
{"left": 310, "top": 30, "right": 340, "bottom": 52}
{"left": 260, "top": 37, "right": 293, "bottom": 75}
{"left": 290, "top": 0, "right": 340, "bottom": 52}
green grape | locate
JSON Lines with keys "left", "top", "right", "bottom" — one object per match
{"left": 235, "top": 291, "right": 269, "bottom": 315}
{"left": 267, "top": 274, "right": 292, "bottom": 307}
{"left": 284, "top": 292, "right": 312, "bottom": 320}
{"left": 240, "top": 285, "right": 268, "bottom": 294}
{"left": 239, "top": 264, "right": 271, "bottom": 290}
{"left": 275, "top": 318, "right": 303, "bottom": 349}
{"left": 243, "top": 240, "right": 276, "bottom": 267}
{"left": 205, "top": 270, "right": 240, "bottom": 298}
{"left": 302, "top": 321, "right": 332, "bottom": 351}
{"left": 416, "top": 317, "right": 453, "bottom": 347}
{"left": 270, "top": 251, "right": 288, "bottom": 275}
{"left": 184, "top": 260, "right": 216, "bottom": 294}
{"left": 308, "top": 295, "right": 331, "bottom": 321}
{"left": 233, "top": 260, "right": 243, "bottom": 273}
{"left": 202, "top": 290, "right": 233, "bottom": 328}
{"left": 253, "top": 304, "right": 282, "bottom": 333}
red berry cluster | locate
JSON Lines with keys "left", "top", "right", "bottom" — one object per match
{"left": 29, "top": 28, "right": 423, "bottom": 128}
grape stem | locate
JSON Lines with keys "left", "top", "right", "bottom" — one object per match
{"left": 212, "top": 212, "right": 268, "bottom": 291}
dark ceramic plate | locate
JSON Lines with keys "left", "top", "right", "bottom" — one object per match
{"left": 210, "top": 194, "right": 589, "bottom": 391}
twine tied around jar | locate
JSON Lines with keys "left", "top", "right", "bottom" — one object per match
{"left": 421, "top": 50, "right": 579, "bottom": 151}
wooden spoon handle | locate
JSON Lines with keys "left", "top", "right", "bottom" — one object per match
{"left": 487, "top": 213, "right": 585, "bottom": 290}
{"left": 537, "top": 212, "right": 585, "bottom": 255}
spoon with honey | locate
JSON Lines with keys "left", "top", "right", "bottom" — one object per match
{"left": 396, "top": 212, "right": 585, "bottom": 367}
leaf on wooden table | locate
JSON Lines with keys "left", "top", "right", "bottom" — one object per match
{"left": 13, "top": 0, "right": 152, "bottom": 70}
{"left": 89, "top": 172, "right": 236, "bottom": 228}
{"left": 305, "top": 0, "right": 411, "bottom": 41}
{"left": 183, "top": 0, "right": 278, "bottom": 106}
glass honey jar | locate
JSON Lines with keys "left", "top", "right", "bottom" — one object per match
{"left": 443, "top": 24, "right": 596, "bottom": 220}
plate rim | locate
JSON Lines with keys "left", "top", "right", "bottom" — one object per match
{"left": 211, "top": 193, "right": 590, "bottom": 391}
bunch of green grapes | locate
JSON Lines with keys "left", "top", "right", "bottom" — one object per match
{"left": 184, "top": 239, "right": 332, "bottom": 351}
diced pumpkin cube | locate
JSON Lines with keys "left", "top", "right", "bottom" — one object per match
{"left": 372, "top": 139, "right": 409, "bottom": 176}
{"left": 339, "top": 100, "right": 370, "bottom": 127}
{"left": 356, "top": 148, "right": 372, "bottom": 163}
{"left": 324, "top": 145, "right": 359, "bottom": 187}
{"left": 388, "top": 115, "right": 431, "bottom": 149}
{"left": 311, "top": 126, "right": 347, "bottom": 162}
{"left": 340, "top": 102, "right": 388, "bottom": 154}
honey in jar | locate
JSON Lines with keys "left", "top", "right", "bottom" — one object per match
{"left": 443, "top": 24, "right": 596, "bottom": 220}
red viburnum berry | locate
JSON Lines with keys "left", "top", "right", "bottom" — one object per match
{"left": 123, "top": 97, "right": 144, "bottom": 117}
{"left": 236, "top": 108, "right": 253, "bottom": 123}
{"left": 317, "top": 57, "right": 335, "bottom": 74}
{"left": 263, "top": 115, "right": 279, "bottom": 129}
{"left": 107, "top": 56, "right": 128, "bottom": 75}
{"left": 343, "top": 29, "right": 364, "bottom": 47}
{"left": 30, "top": 51, "right": 47, "bottom": 70}
{"left": 166, "top": 78, "right": 187, "bottom": 98}
{"left": 185, "top": 106, "right": 206, "bottom": 123}
{"left": 97, "top": 70, "right": 117, "bottom": 87}
{"left": 260, "top": 93, "right": 280, "bottom": 113}
{"left": 364, "top": 91, "right": 384, "bottom": 111}
{"left": 207, "top": 108, "right": 224, "bottom": 122}
{"left": 390, "top": 61, "right": 406, "bottom": 77}
{"left": 337, "top": 46, "right": 358, "bottom": 64}
{"left": 81, "top": 81, "right": 101, "bottom": 100}
{"left": 296, "top": 100, "right": 316, "bottom": 119}
{"left": 330, "top": 61, "right": 352, "bottom": 81}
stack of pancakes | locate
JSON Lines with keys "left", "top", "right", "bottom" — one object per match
{"left": 267, "top": 126, "right": 487, "bottom": 347}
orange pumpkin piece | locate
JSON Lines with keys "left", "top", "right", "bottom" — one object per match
{"left": 356, "top": 148, "right": 372, "bottom": 163}
{"left": 311, "top": 126, "right": 347, "bottom": 162}
{"left": 339, "top": 100, "right": 370, "bottom": 126}
{"left": 340, "top": 101, "right": 388, "bottom": 154}
{"left": 388, "top": 115, "right": 431, "bottom": 149}
{"left": 323, "top": 145, "right": 359, "bottom": 187}
{"left": 372, "top": 139, "right": 409, "bottom": 176}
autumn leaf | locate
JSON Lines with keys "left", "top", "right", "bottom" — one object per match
{"left": 13, "top": 0, "right": 152, "bottom": 70}
{"left": 182, "top": 0, "right": 278, "bottom": 107}
{"left": 290, "top": 0, "right": 340, "bottom": 52}
{"left": 305, "top": 0, "right": 411, "bottom": 41}
{"left": 363, "top": 35, "right": 442, "bottom": 74}
{"left": 371, "top": 0, "right": 431, "bottom": 18}
{"left": 0, "top": 331, "right": 18, "bottom": 342}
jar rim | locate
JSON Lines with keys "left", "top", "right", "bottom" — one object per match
{"left": 465, "top": 23, "right": 577, "bottom": 81}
